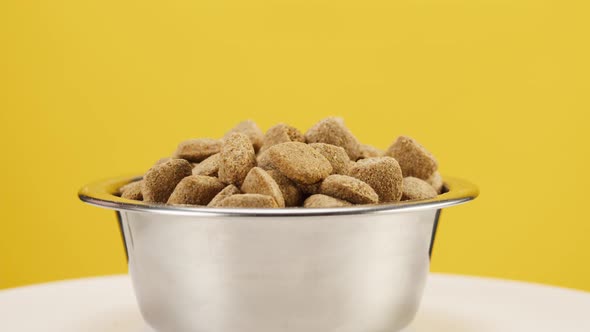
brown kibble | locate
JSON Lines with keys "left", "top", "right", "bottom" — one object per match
{"left": 358, "top": 144, "right": 383, "bottom": 159}
{"left": 174, "top": 138, "right": 222, "bottom": 162}
{"left": 298, "top": 181, "right": 322, "bottom": 195}
{"left": 167, "top": 175, "right": 225, "bottom": 205}
{"left": 208, "top": 184, "right": 241, "bottom": 207}
{"left": 265, "top": 142, "right": 332, "bottom": 185}
{"left": 260, "top": 123, "right": 305, "bottom": 152}
{"left": 118, "top": 180, "right": 138, "bottom": 195}
{"left": 303, "top": 194, "right": 352, "bottom": 208}
{"left": 120, "top": 181, "right": 143, "bottom": 201}
{"left": 385, "top": 136, "right": 438, "bottom": 179}
{"left": 402, "top": 177, "right": 438, "bottom": 201}
{"left": 241, "top": 167, "right": 285, "bottom": 207}
{"left": 225, "top": 120, "right": 264, "bottom": 152}
{"left": 256, "top": 149, "right": 274, "bottom": 170}
{"left": 320, "top": 174, "right": 378, "bottom": 204}
{"left": 426, "top": 171, "right": 444, "bottom": 194}
{"left": 305, "top": 117, "right": 361, "bottom": 160}
{"left": 216, "top": 194, "right": 278, "bottom": 208}
{"left": 154, "top": 157, "right": 171, "bottom": 165}
{"left": 192, "top": 153, "right": 221, "bottom": 176}
{"left": 265, "top": 169, "right": 303, "bottom": 207}
{"left": 142, "top": 159, "right": 193, "bottom": 203}
{"left": 309, "top": 143, "right": 350, "bottom": 175}
{"left": 349, "top": 157, "right": 403, "bottom": 203}
{"left": 218, "top": 133, "right": 257, "bottom": 186}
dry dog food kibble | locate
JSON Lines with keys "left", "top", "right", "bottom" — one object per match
{"left": 142, "top": 159, "right": 193, "bottom": 203}
{"left": 303, "top": 194, "right": 352, "bottom": 208}
{"left": 305, "top": 117, "right": 361, "bottom": 160}
{"left": 168, "top": 175, "right": 225, "bottom": 205}
{"left": 241, "top": 167, "right": 286, "bottom": 207}
{"left": 225, "top": 120, "right": 264, "bottom": 152}
{"left": 208, "top": 184, "right": 241, "bottom": 207}
{"left": 215, "top": 193, "right": 279, "bottom": 208}
{"left": 358, "top": 144, "right": 383, "bottom": 159}
{"left": 174, "top": 138, "right": 222, "bottom": 162}
{"left": 309, "top": 143, "right": 350, "bottom": 175}
{"left": 260, "top": 123, "right": 305, "bottom": 152}
{"left": 320, "top": 174, "right": 379, "bottom": 204}
{"left": 386, "top": 135, "right": 438, "bottom": 180}
{"left": 192, "top": 153, "right": 221, "bottom": 176}
{"left": 265, "top": 169, "right": 303, "bottom": 207}
{"left": 120, "top": 180, "right": 143, "bottom": 200}
{"left": 265, "top": 142, "right": 332, "bottom": 185}
{"left": 426, "top": 171, "right": 444, "bottom": 194}
{"left": 298, "top": 181, "right": 322, "bottom": 195}
{"left": 120, "top": 117, "right": 445, "bottom": 208}
{"left": 402, "top": 177, "right": 438, "bottom": 201}
{"left": 218, "top": 133, "right": 257, "bottom": 186}
{"left": 349, "top": 157, "right": 403, "bottom": 203}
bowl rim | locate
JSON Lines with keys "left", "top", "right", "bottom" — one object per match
{"left": 78, "top": 174, "right": 478, "bottom": 217}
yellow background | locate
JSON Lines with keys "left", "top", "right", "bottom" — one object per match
{"left": 1, "top": 0, "right": 589, "bottom": 291}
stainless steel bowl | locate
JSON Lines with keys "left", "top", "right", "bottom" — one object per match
{"left": 79, "top": 175, "right": 478, "bottom": 332}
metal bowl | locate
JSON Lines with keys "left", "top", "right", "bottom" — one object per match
{"left": 79, "top": 175, "right": 478, "bottom": 332}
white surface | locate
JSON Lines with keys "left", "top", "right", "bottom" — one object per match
{"left": 0, "top": 273, "right": 589, "bottom": 332}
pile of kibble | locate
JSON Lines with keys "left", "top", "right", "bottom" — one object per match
{"left": 118, "top": 118, "right": 443, "bottom": 208}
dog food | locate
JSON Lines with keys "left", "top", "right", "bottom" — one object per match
{"left": 168, "top": 175, "right": 225, "bottom": 205}
{"left": 174, "top": 138, "right": 222, "bottom": 162}
{"left": 348, "top": 157, "right": 403, "bottom": 203}
{"left": 264, "top": 142, "right": 332, "bottom": 184}
{"left": 309, "top": 143, "right": 350, "bottom": 175}
{"left": 401, "top": 177, "right": 438, "bottom": 201}
{"left": 304, "top": 117, "right": 361, "bottom": 160}
{"left": 303, "top": 194, "right": 352, "bottom": 208}
{"left": 386, "top": 135, "right": 438, "bottom": 180}
{"left": 141, "top": 159, "right": 193, "bottom": 203}
{"left": 260, "top": 123, "right": 305, "bottom": 152}
{"left": 208, "top": 184, "right": 241, "bottom": 207}
{"left": 120, "top": 118, "right": 445, "bottom": 208}
{"left": 215, "top": 193, "right": 278, "bottom": 208}
{"left": 218, "top": 133, "right": 257, "bottom": 186}
{"left": 224, "top": 120, "right": 264, "bottom": 152}
{"left": 320, "top": 174, "right": 379, "bottom": 204}
{"left": 241, "top": 167, "right": 286, "bottom": 207}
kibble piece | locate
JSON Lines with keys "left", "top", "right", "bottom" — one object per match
{"left": 142, "top": 159, "right": 193, "bottom": 203}
{"left": 402, "top": 177, "right": 438, "bottom": 201}
{"left": 305, "top": 117, "right": 361, "bottom": 160}
{"left": 208, "top": 184, "right": 241, "bottom": 207}
{"left": 174, "top": 138, "right": 222, "bottom": 162}
{"left": 303, "top": 194, "right": 352, "bottom": 208}
{"left": 120, "top": 181, "right": 143, "bottom": 201}
{"left": 265, "top": 142, "right": 332, "bottom": 185}
{"left": 167, "top": 175, "right": 225, "bottom": 205}
{"left": 216, "top": 194, "right": 278, "bottom": 208}
{"left": 426, "top": 171, "right": 444, "bottom": 194}
{"left": 320, "top": 174, "right": 378, "bottom": 204}
{"left": 385, "top": 136, "right": 438, "bottom": 179}
{"left": 218, "top": 133, "right": 257, "bottom": 186}
{"left": 225, "top": 120, "right": 264, "bottom": 152}
{"left": 192, "top": 153, "right": 221, "bottom": 176}
{"left": 309, "top": 143, "right": 350, "bottom": 175}
{"left": 265, "top": 169, "right": 303, "bottom": 207}
{"left": 256, "top": 149, "right": 274, "bottom": 170}
{"left": 358, "top": 144, "right": 383, "bottom": 159}
{"left": 154, "top": 157, "right": 171, "bottom": 165}
{"left": 298, "top": 181, "right": 322, "bottom": 195}
{"left": 241, "top": 167, "right": 286, "bottom": 207}
{"left": 349, "top": 157, "right": 403, "bottom": 203}
{"left": 260, "top": 123, "right": 305, "bottom": 152}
